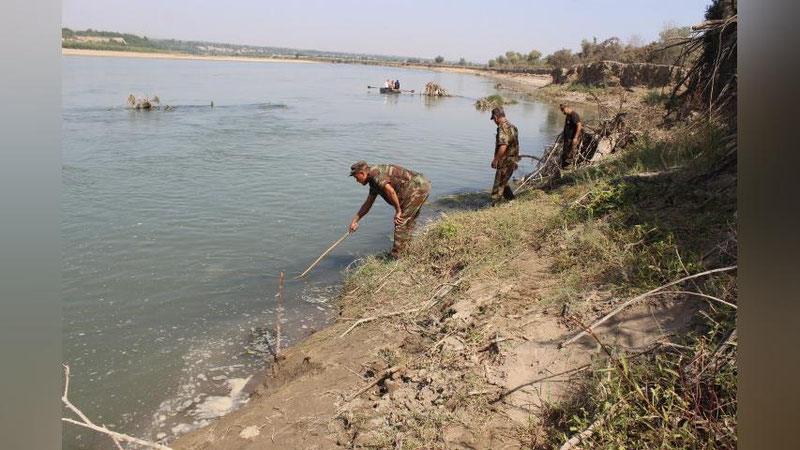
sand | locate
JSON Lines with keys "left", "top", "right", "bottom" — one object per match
{"left": 62, "top": 48, "right": 318, "bottom": 64}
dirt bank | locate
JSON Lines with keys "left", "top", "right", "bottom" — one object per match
{"left": 170, "top": 108, "right": 737, "bottom": 448}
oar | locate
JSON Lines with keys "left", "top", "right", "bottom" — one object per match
{"left": 294, "top": 230, "right": 353, "bottom": 279}
{"left": 401, "top": 89, "right": 415, "bottom": 94}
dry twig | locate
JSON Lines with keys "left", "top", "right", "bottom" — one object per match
{"left": 561, "top": 265, "right": 737, "bottom": 347}
{"left": 62, "top": 365, "right": 171, "bottom": 449}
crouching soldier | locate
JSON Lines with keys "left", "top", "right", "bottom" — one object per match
{"left": 349, "top": 161, "right": 431, "bottom": 258}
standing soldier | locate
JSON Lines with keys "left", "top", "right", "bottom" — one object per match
{"left": 559, "top": 103, "right": 583, "bottom": 168}
{"left": 349, "top": 161, "right": 431, "bottom": 258}
{"left": 489, "top": 106, "right": 520, "bottom": 204}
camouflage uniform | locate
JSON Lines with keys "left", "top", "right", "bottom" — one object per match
{"left": 492, "top": 121, "right": 520, "bottom": 204}
{"left": 367, "top": 164, "right": 431, "bottom": 257}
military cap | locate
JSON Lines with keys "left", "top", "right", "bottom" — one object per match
{"left": 350, "top": 160, "right": 369, "bottom": 176}
{"left": 490, "top": 106, "right": 505, "bottom": 120}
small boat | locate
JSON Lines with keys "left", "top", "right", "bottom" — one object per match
{"left": 379, "top": 87, "right": 402, "bottom": 94}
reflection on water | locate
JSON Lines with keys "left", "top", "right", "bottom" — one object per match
{"left": 62, "top": 56, "right": 570, "bottom": 447}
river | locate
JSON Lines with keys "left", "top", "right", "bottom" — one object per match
{"left": 62, "top": 55, "right": 566, "bottom": 447}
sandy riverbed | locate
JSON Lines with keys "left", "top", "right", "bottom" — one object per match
{"left": 62, "top": 48, "right": 318, "bottom": 64}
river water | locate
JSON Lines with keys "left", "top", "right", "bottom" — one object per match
{"left": 62, "top": 56, "right": 567, "bottom": 447}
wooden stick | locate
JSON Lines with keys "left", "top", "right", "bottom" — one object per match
{"left": 561, "top": 266, "right": 737, "bottom": 347}
{"left": 559, "top": 401, "right": 623, "bottom": 450}
{"left": 62, "top": 365, "right": 170, "bottom": 449}
{"left": 518, "top": 153, "right": 543, "bottom": 162}
{"left": 275, "top": 270, "right": 284, "bottom": 358}
{"left": 339, "top": 309, "right": 417, "bottom": 338}
{"left": 654, "top": 289, "right": 737, "bottom": 309}
{"left": 295, "top": 231, "right": 351, "bottom": 279}
{"left": 62, "top": 418, "right": 172, "bottom": 450}
{"left": 344, "top": 364, "right": 406, "bottom": 402}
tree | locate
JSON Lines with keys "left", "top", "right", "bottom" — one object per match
{"left": 527, "top": 49, "right": 542, "bottom": 63}
{"left": 653, "top": 24, "right": 692, "bottom": 65}
{"left": 458, "top": 57, "right": 467, "bottom": 66}
{"left": 496, "top": 55, "right": 508, "bottom": 65}
{"left": 546, "top": 49, "right": 576, "bottom": 68}
{"left": 488, "top": 59, "right": 497, "bottom": 67}
{"left": 434, "top": 55, "right": 445, "bottom": 63}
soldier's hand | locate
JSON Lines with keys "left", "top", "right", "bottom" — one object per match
{"left": 491, "top": 159, "right": 498, "bottom": 169}
{"left": 349, "top": 220, "right": 359, "bottom": 233}
{"left": 394, "top": 210, "right": 404, "bottom": 226}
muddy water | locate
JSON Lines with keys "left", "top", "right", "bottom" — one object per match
{"left": 62, "top": 55, "right": 569, "bottom": 447}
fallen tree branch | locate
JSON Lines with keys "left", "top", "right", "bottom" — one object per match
{"left": 561, "top": 266, "right": 737, "bottom": 347}
{"left": 62, "top": 364, "right": 171, "bottom": 449}
{"left": 655, "top": 289, "right": 737, "bottom": 309}
{"left": 339, "top": 309, "right": 418, "bottom": 338}
{"left": 559, "top": 401, "right": 623, "bottom": 450}
{"left": 62, "top": 419, "right": 172, "bottom": 450}
{"left": 344, "top": 364, "right": 406, "bottom": 402}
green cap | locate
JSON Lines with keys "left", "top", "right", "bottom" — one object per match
{"left": 350, "top": 160, "right": 369, "bottom": 176}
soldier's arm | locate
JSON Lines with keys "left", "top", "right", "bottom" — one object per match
{"left": 574, "top": 121, "right": 583, "bottom": 145}
{"left": 493, "top": 144, "right": 508, "bottom": 168}
{"left": 381, "top": 183, "right": 404, "bottom": 225}
{"left": 350, "top": 193, "right": 377, "bottom": 232}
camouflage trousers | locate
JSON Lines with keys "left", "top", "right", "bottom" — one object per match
{"left": 491, "top": 159, "right": 517, "bottom": 204}
{"left": 560, "top": 134, "right": 582, "bottom": 168}
{"left": 392, "top": 175, "right": 431, "bottom": 257}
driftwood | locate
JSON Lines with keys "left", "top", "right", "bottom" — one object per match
{"left": 515, "top": 111, "right": 638, "bottom": 193}
{"left": 561, "top": 265, "right": 737, "bottom": 347}
{"left": 422, "top": 82, "right": 448, "bottom": 97}
{"left": 127, "top": 94, "right": 162, "bottom": 110}
{"left": 62, "top": 365, "right": 172, "bottom": 450}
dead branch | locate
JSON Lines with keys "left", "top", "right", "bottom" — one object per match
{"left": 339, "top": 276, "right": 465, "bottom": 338}
{"left": 561, "top": 265, "right": 737, "bottom": 347}
{"left": 559, "top": 400, "right": 623, "bottom": 450}
{"left": 344, "top": 364, "right": 407, "bottom": 402}
{"left": 339, "top": 310, "right": 417, "bottom": 338}
{"left": 62, "top": 365, "right": 171, "bottom": 449}
{"left": 654, "top": 289, "right": 737, "bottom": 309}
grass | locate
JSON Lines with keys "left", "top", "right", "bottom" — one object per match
{"left": 538, "top": 310, "right": 737, "bottom": 448}
{"left": 337, "top": 117, "right": 736, "bottom": 448}
{"left": 566, "top": 83, "right": 609, "bottom": 95}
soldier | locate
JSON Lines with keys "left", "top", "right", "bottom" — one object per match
{"left": 559, "top": 103, "right": 583, "bottom": 168}
{"left": 348, "top": 161, "right": 431, "bottom": 258}
{"left": 489, "top": 106, "right": 520, "bottom": 204}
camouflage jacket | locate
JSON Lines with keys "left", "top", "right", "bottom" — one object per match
{"left": 367, "top": 164, "right": 425, "bottom": 204}
{"left": 495, "top": 121, "right": 520, "bottom": 165}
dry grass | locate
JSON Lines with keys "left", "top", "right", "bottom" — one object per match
{"left": 334, "top": 116, "right": 736, "bottom": 448}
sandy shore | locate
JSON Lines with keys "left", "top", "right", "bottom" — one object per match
{"left": 62, "top": 48, "right": 318, "bottom": 64}
{"left": 426, "top": 65, "right": 553, "bottom": 90}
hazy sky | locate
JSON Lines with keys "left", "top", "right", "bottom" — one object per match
{"left": 63, "top": 0, "right": 709, "bottom": 62}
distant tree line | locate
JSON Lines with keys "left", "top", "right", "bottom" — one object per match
{"left": 487, "top": 25, "right": 692, "bottom": 69}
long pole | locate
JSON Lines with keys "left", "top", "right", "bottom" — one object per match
{"left": 275, "top": 270, "right": 283, "bottom": 357}
{"left": 295, "top": 230, "right": 352, "bottom": 279}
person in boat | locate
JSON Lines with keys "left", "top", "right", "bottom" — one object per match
{"left": 348, "top": 161, "right": 431, "bottom": 258}
{"left": 559, "top": 103, "right": 583, "bottom": 168}
{"left": 395, "top": 80, "right": 401, "bottom": 90}
{"left": 384, "top": 79, "right": 391, "bottom": 89}
{"left": 489, "top": 106, "right": 520, "bottom": 204}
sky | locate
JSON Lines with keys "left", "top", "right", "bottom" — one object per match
{"left": 62, "top": 0, "right": 710, "bottom": 62}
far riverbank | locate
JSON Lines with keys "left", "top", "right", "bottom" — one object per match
{"left": 62, "top": 48, "right": 319, "bottom": 64}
